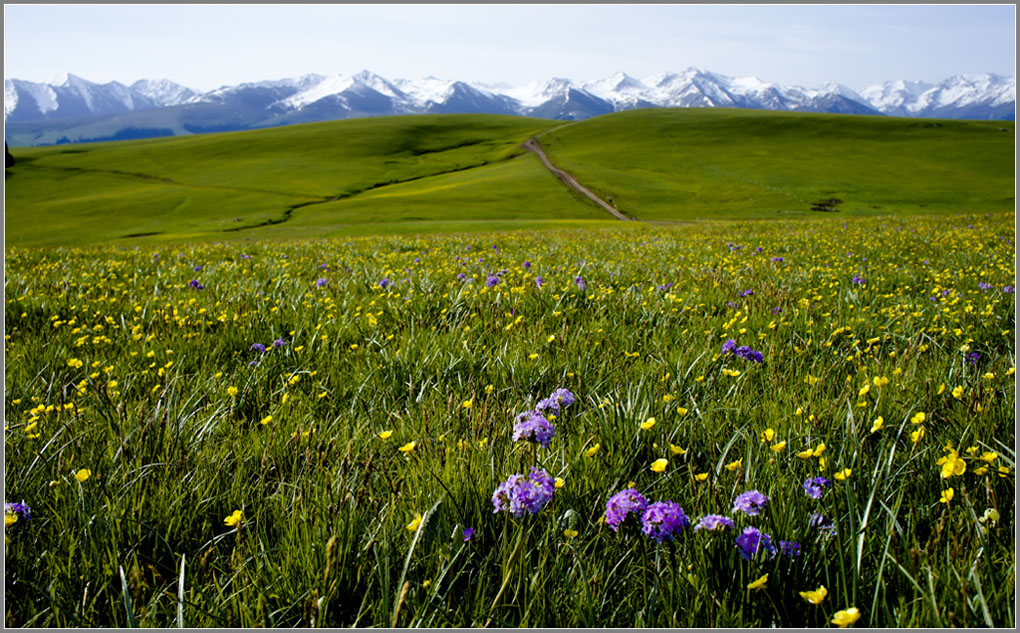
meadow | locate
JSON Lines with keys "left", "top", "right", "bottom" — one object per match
{"left": 4, "top": 110, "right": 1014, "bottom": 248}
{"left": 4, "top": 210, "right": 1015, "bottom": 627}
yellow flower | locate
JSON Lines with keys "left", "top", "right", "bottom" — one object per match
{"left": 870, "top": 417, "right": 884, "bottom": 433}
{"left": 796, "top": 448, "right": 815, "bottom": 459}
{"left": 650, "top": 458, "right": 668, "bottom": 473}
{"left": 770, "top": 441, "right": 787, "bottom": 452}
{"left": 813, "top": 442, "right": 826, "bottom": 457}
{"left": 406, "top": 513, "right": 422, "bottom": 532}
{"left": 226, "top": 386, "right": 239, "bottom": 397}
{"left": 675, "top": 407, "right": 689, "bottom": 416}
{"left": 721, "top": 368, "right": 741, "bottom": 377}
{"left": 563, "top": 528, "right": 578, "bottom": 539}
{"left": 872, "top": 376, "right": 889, "bottom": 387}
{"left": 695, "top": 472, "right": 709, "bottom": 482}
{"left": 554, "top": 477, "right": 565, "bottom": 489}
{"left": 378, "top": 430, "right": 393, "bottom": 440}
{"left": 982, "top": 372, "right": 995, "bottom": 381}
{"left": 528, "top": 353, "right": 539, "bottom": 360}
{"left": 910, "top": 412, "right": 926, "bottom": 425}
{"left": 804, "top": 374, "right": 820, "bottom": 385}
{"left": 997, "top": 466, "right": 1011, "bottom": 478}
{"left": 911, "top": 427, "right": 925, "bottom": 443}
{"left": 760, "top": 428, "right": 775, "bottom": 443}
{"left": 979, "top": 451, "right": 998, "bottom": 463}
{"left": 399, "top": 441, "right": 416, "bottom": 454}
{"left": 936, "top": 450, "right": 966, "bottom": 479}
{"left": 640, "top": 417, "right": 656, "bottom": 430}
{"left": 584, "top": 443, "right": 601, "bottom": 458}
{"left": 74, "top": 469, "right": 91, "bottom": 482}
{"left": 725, "top": 458, "right": 742, "bottom": 472}
{"left": 5, "top": 513, "right": 18, "bottom": 527}
{"left": 747, "top": 574, "right": 768, "bottom": 591}
{"left": 936, "top": 383, "right": 946, "bottom": 395}
{"left": 800, "top": 585, "right": 828, "bottom": 605}
{"left": 669, "top": 443, "right": 687, "bottom": 455}
{"left": 857, "top": 383, "right": 870, "bottom": 397}
{"left": 833, "top": 468, "right": 852, "bottom": 481}
{"left": 952, "top": 385, "right": 964, "bottom": 399}
{"left": 940, "top": 488, "right": 954, "bottom": 504}
{"left": 485, "top": 384, "right": 494, "bottom": 394}
{"left": 259, "top": 415, "right": 273, "bottom": 426}
{"left": 67, "top": 358, "right": 83, "bottom": 369}
{"left": 462, "top": 399, "right": 472, "bottom": 409}
{"left": 223, "top": 510, "right": 243, "bottom": 528}
{"left": 831, "top": 607, "right": 860, "bottom": 627}
{"left": 547, "top": 335, "right": 556, "bottom": 343}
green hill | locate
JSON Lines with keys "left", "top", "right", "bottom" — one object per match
{"left": 4, "top": 110, "right": 1014, "bottom": 248}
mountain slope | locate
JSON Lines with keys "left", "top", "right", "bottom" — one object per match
{"left": 5, "top": 109, "right": 1013, "bottom": 248}
{"left": 5, "top": 69, "right": 1014, "bottom": 146}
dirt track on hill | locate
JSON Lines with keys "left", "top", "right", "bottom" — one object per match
{"left": 522, "top": 138, "right": 632, "bottom": 221}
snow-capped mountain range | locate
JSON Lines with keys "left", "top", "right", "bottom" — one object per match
{"left": 4, "top": 69, "right": 1014, "bottom": 145}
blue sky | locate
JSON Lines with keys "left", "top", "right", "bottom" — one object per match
{"left": 3, "top": 4, "right": 1015, "bottom": 91}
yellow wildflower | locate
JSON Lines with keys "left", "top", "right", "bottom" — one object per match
{"left": 640, "top": 417, "right": 656, "bottom": 430}
{"left": 399, "top": 441, "right": 416, "bottom": 454}
{"left": 940, "top": 488, "right": 954, "bottom": 504}
{"left": 378, "top": 430, "right": 393, "bottom": 440}
{"left": 800, "top": 586, "right": 828, "bottom": 605}
{"left": 74, "top": 469, "right": 91, "bottom": 482}
{"left": 650, "top": 458, "right": 668, "bottom": 473}
{"left": 406, "top": 513, "right": 423, "bottom": 532}
{"left": 910, "top": 412, "right": 925, "bottom": 425}
{"left": 747, "top": 574, "right": 768, "bottom": 591}
{"left": 725, "top": 458, "right": 742, "bottom": 472}
{"left": 831, "top": 607, "right": 860, "bottom": 627}
{"left": 224, "top": 510, "right": 243, "bottom": 528}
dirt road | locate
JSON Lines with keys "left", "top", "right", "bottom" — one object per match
{"left": 522, "top": 138, "right": 632, "bottom": 221}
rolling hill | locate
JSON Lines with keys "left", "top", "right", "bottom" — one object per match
{"left": 4, "top": 109, "right": 1014, "bottom": 248}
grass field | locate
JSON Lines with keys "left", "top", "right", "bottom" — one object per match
{"left": 4, "top": 211, "right": 1015, "bottom": 627}
{"left": 4, "top": 109, "right": 1015, "bottom": 247}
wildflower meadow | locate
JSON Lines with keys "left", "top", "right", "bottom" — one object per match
{"left": 4, "top": 211, "right": 1015, "bottom": 627}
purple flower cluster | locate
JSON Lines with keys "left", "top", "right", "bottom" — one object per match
{"left": 778, "top": 540, "right": 802, "bottom": 557}
{"left": 605, "top": 488, "right": 649, "bottom": 532}
{"left": 641, "top": 501, "right": 690, "bottom": 543}
{"left": 694, "top": 514, "right": 735, "bottom": 533}
{"left": 735, "top": 526, "right": 775, "bottom": 560}
{"left": 316, "top": 278, "right": 328, "bottom": 287}
{"left": 379, "top": 278, "right": 390, "bottom": 289}
{"left": 851, "top": 275, "right": 866, "bottom": 285}
{"left": 721, "top": 339, "right": 764, "bottom": 363}
{"left": 738, "top": 288, "right": 754, "bottom": 297}
{"left": 575, "top": 277, "right": 587, "bottom": 291}
{"left": 802, "top": 476, "right": 830, "bottom": 500}
{"left": 512, "top": 410, "right": 557, "bottom": 448}
{"left": 486, "top": 275, "right": 500, "bottom": 288}
{"left": 535, "top": 388, "right": 576, "bottom": 418}
{"left": 188, "top": 279, "right": 204, "bottom": 290}
{"left": 809, "top": 512, "right": 836, "bottom": 534}
{"left": 5, "top": 500, "right": 31, "bottom": 523}
{"left": 966, "top": 352, "right": 981, "bottom": 365}
{"left": 492, "top": 468, "right": 556, "bottom": 517}
{"left": 978, "top": 281, "right": 993, "bottom": 290}
{"left": 732, "top": 490, "right": 769, "bottom": 516}
{"left": 250, "top": 343, "right": 267, "bottom": 353}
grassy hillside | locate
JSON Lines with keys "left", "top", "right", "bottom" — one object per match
{"left": 4, "top": 109, "right": 1015, "bottom": 248}
{"left": 536, "top": 108, "right": 1015, "bottom": 220}
{"left": 4, "top": 115, "right": 607, "bottom": 247}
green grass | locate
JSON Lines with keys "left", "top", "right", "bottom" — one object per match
{"left": 536, "top": 108, "right": 1015, "bottom": 221}
{"left": 5, "top": 109, "right": 1015, "bottom": 248}
{"left": 4, "top": 212, "right": 1015, "bottom": 627}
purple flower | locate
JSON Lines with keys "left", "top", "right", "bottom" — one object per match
{"left": 803, "top": 476, "right": 830, "bottom": 500}
{"left": 694, "top": 514, "right": 735, "bottom": 533}
{"left": 809, "top": 512, "right": 836, "bottom": 534}
{"left": 250, "top": 343, "right": 266, "bottom": 353}
{"left": 535, "top": 276, "right": 545, "bottom": 287}
{"left": 486, "top": 275, "right": 500, "bottom": 288}
{"left": 512, "top": 410, "right": 557, "bottom": 448}
{"left": 462, "top": 527, "right": 475, "bottom": 542}
{"left": 1004, "top": 285, "right": 1015, "bottom": 294}
{"left": 575, "top": 277, "right": 587, "bottom": 291}
{"left": 605, "top": 489, "right": 649, "bottom": 532}
{"left": 492, "top": 468, "right": 555, "bottom": 517}
{"left": 316, "top": 278, "right": 328, "bottom": 287}
{"left": 5, "top": 500, "right": 31, "bottom": 524}
{"left": 966, "top": 352, "right": 981, "bottom": 365}
{"left": 456, "top": 272, "right": 466, "bottom": 281}
{"left": 721, "top": 339, "right": 737, "bottom": 355}
{"left": 188, "top": 279, "right": 204, "bottom": 290}
{"left": 273, "top": 338, "right": 287, "bottom": 349}
{"left": 739, "top": 289, "right": 754, "bottom": 297}
{"left": 851, "top": 276, "right": 865, "bottom": 285}
{"left": 732, "top": 490, "right": 769, "bottom": 516}
{"left": 735, "top": 526, "right": 775, "bottom": 560}
{"left": 641, "top": 501, "right": 690, "bottom": 543}
{"left": 772, "top": 307, "right": 783, "bottom": 314}
{"left": 771, "top": 257, "right": 784, "bottom": 262}
{"left": 978, "top": 281, "right": 993, "bottom": 290}
{"left": 523, "top": 261, "right": 532, "bottom": 269}
{"left": 778, "top": 540, "right": 801, "bottom": 557}
{"left": 379, "top": 278, "right": 390, "bottom": 288}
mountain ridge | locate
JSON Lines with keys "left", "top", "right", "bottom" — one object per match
{"left": 4, "top": 68, "right": 1014, "bottom": 145}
